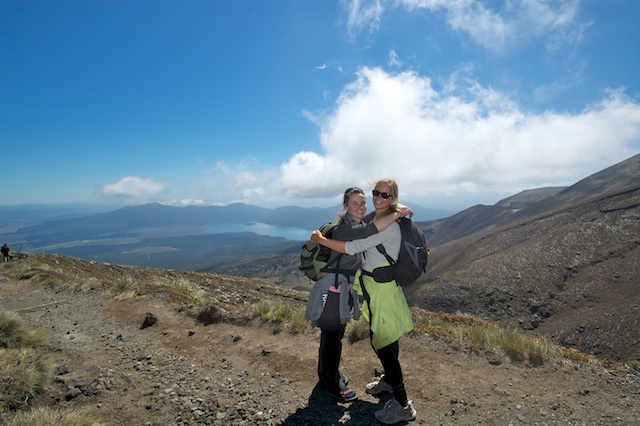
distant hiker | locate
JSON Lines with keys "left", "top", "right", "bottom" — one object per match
{"left": 1, "top": 243, "right": 9, "bottom": 262}
{"left": 311, "top": 179, "right": 417, "bottom": 424}
{"left": 304, "top": 187, "right": 410, "bottom": 404}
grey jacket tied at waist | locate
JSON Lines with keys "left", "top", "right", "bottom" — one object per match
{"left": 305, "top": 272, "right": 360, "bottom": 325}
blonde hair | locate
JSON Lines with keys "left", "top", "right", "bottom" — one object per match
{"left": 374, "top": 178, "right": 399, "bottom": 217}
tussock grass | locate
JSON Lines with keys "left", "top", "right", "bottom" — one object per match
{"left": 0, "top": 309, "right": 49, "bottom": 349}
{"left": 413, "top": 309, "right": 553, "bottom": 366}
{"left": 65, "top": 276, "right": 103, "bottom": 292}
{"left": 108, "top": 276, "right": 139, "bottom": 299}
{"left": 0, "top": 307, "right": 52, "bottom": 411}
{"left": 251, "top": 300, "right": 309, "bottom": 334}
{"left": 2, "top": 260, "right": 103, "bottom": 293}
{"left": 5, "top": 406, "right": 100, "bottom": 426}
{"left": 18, "top": 264, "right": 67, "bottom": 287}
{"left": 169, "top": 278, "right": 206, "bottom": 302}
{"left": 626, "top": 361, "right": 640, "bottom": 372}
{"left": 252, "top": 300, "right": 272, "bottom": 318}
{"left": 557, "top": 346, "right": 603, "bottom": 366}
{"left": 0, "top": 348, "right": 52, "bottom": 411}
{"left": 346, "top": 317, "right": 370, "bottom": 343}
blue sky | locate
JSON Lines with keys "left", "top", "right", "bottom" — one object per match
{"left": 1, "top": 0, "right": 639, "bottom": 211}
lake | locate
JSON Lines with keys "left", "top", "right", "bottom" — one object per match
{"left": 204, "top": 222, "right": 312, "bottom": 241}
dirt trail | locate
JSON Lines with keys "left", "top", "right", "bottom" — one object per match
{"left": 1, "top": 275, "right": 639, "bottom": 425}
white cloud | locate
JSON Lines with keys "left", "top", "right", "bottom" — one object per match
{"left": 343, "top": 0, "right": 590, "bottom": 54}
{"left": 278, "top": 67, "right": 640, "bottom": 207}
{"left": 192, "top": 160, "right": 277, "bottom": 206}
{"left": 100, "top": 176, "right": 166, "bottom": 203}
{"left": 176, "top": 198, "right": 206, "bottom": 206}
{"left": 387, "top": 49, "right": 403, "bottom": 68}
{"left": 342, "top": 0, "right": 384, "bottom": 35}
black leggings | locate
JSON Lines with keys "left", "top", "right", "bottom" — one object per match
{"left": 375, "top": 340, "right": 408, "bottom": 406}
{"left": 317, "top": 291, "right": 345, "bottom": 395}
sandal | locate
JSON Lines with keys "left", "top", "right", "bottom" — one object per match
{"left": 327, "top": 386, "right": 358, "bottom": 403}
{"left": 338, "top": 387, "right": 358, "bottom": 403}
{"left": 339, "top": 372, "right": 348, "bottom": 387}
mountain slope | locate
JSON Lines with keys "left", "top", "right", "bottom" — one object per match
{"left": 406, "top": 156, "right": 640, "bottom": 361}
{"left": 422, "top": 154, "right": 640, "bottom": 247}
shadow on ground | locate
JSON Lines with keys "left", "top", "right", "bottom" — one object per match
{"left": 281, "top": 383, "right": 404, "bottom": 425}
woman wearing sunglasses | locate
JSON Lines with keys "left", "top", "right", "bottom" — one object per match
{"left": 310, "top": 178, "right": 417, "bottom": 424}
{"left": 305, "top": 186, "right": 410, "bottom": 404}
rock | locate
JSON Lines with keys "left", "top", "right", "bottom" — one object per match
{"left": 140, "top": 312, "right": 158, "bottom": 329}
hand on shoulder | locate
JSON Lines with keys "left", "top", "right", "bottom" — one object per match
{"left": 395, "top": 203, "right": 413, "bottom": 219}
{"left": 310, "top": 230, "right": 323, "bottom": 243}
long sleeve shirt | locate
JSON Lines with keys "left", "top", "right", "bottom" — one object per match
{"left": 325, "top": 214, "right": 379, "bottom": 276}
{"left": 344, "top": 219, "right": 401, "bottom": 272}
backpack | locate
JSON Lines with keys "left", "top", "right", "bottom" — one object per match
{"left": 300, "top": 217, "right": 349, "bottom": 281}
{"left": 374, "top": 217, "right": 430, "bottom": 287}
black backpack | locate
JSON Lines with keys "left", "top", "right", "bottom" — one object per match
{"left": 375, "top": 217, "right": 429, "bottom": 287}
{"left": 300, "top": 217, "right": 351, "bottom": 281}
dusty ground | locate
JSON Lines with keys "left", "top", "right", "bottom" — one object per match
{"left": 1, "top": 273, "right": 639, "bottom": 425}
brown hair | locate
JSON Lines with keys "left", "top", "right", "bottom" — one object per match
{"left": 342, "top": 187, "right": 364, "bottom": 206}
{"left": 338, "top": 187, "right": 365, "bottom": 219}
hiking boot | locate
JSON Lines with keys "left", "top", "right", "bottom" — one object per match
{"left": 365, "top": 376, "right": 392, "bottom": 395}
{"left": 374, "top": 399, "right": 417, "bottom": 424}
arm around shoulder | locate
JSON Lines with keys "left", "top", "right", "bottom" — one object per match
{"left": 310, "top": 230, "right": 347, "bottom": 254}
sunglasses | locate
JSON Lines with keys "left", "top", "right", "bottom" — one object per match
{"left": 372, "top": 189, "right": 392, "bottom": 199}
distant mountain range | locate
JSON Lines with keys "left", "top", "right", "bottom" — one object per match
{"left": 0, "top": 195, "right": 454, "bottom": 271}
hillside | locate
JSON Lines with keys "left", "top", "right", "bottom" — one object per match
{"left": 225, "top": 154, "right": 640, "bottom": 363}
{"left": 1, "top": 255, "right": 639, "bottom": 425}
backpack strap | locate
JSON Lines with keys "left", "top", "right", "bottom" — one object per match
{"left": 375, "top": 244, "right": 396, "bottom": 266}
{"left": 320, "top": 217, "right": 359, "bottom": 280}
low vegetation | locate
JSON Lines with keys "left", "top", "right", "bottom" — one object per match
{"left": 0, "top": 253, "right": 630, "bottom": 422}
{"left": 0, "top": 306, "right": 98, "bottom": 425}
{"left": 0, "top": 310, "right": 51, "bottom": 411}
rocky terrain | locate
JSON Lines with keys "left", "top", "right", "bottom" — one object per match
{"left": 1, "top": 155, "right": 639, "bottom": 425}
{"left": 1, "top": 257, "right": 639, "bottom": 426}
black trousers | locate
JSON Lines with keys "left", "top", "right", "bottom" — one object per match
{"left": 375, "top": 340, "right": 408, "bottom": 406}
{"left": 316, "top": 291, "right": 345, "bottom": 395}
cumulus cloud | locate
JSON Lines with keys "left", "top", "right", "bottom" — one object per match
{"left": 278, "top": 67, "right": 640, "bottom": 206}
{"left": 343, "top": 0, "right": 590, "bottom": 54}
{"left": 100, "top": 176, "right": 166, "bottom": 203}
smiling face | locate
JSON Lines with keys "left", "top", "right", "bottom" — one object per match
{"left": 372, "top": 181, "right": 396, "bottom": 215}
{"left": 345, "top": 192, "right": 367, "bottom": 222}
